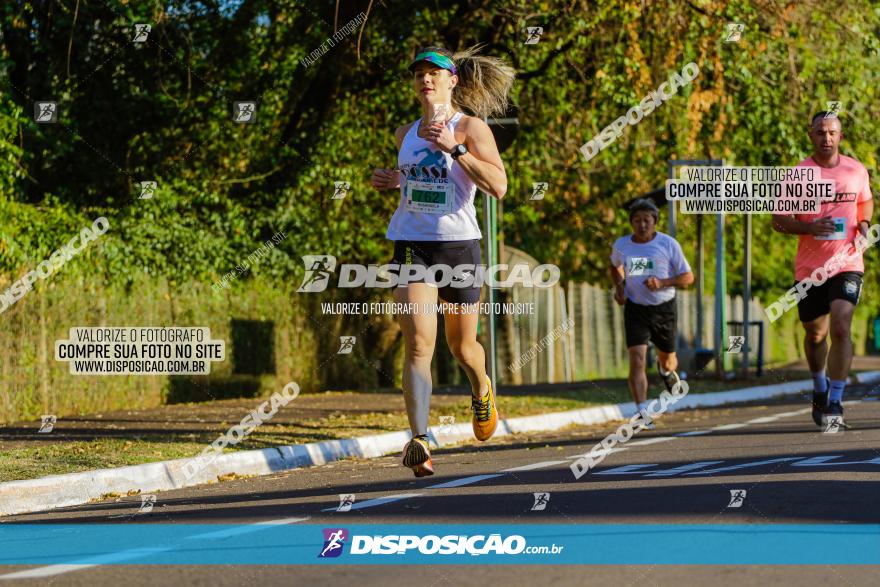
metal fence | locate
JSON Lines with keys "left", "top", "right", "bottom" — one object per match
{"left": 491, "top": 247, "right": 776, "bottom": 385}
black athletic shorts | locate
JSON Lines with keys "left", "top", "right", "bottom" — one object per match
{"left": 796, "top": 271, "right": 863, "bottom": 323}
{"left": 624, "top": 298, "right": 677, "bottom": 353}
{"left": 391, "top": 239, "right": 482, "bottom": 304}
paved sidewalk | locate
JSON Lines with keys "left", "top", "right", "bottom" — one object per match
{"left": 2, "top": 358, "right": 878, "bottom": 483}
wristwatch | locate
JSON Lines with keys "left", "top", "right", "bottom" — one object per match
{"left": 451, "top": 143, "right": 468, "bottom": 160}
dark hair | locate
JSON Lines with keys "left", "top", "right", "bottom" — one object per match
{"left": 628, "top": 198, "right": 660, "bottom": 222}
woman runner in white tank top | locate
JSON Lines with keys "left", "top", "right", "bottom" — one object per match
{"left": 370, "top": 46, "right": 514, "bottom": 477}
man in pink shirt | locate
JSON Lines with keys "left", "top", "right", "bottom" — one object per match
{"left": 772, "top": 112, "right": 874, "bottom": 429}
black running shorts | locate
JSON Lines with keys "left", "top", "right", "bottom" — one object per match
{"left": 391, "top": 239, "right": 482, "bottom": 304}
{"left": 796, "top": 271, "right": 863, "bottom": 323}
{"left": 624, "top": 298, "right": 677, "bottom": 353}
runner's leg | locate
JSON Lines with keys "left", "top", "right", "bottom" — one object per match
{"left": 443, "top": 305, "right": 488, "bottom": 398}
{"left": 627, "top": 345, "right": 648, "bottom": 406}
{"left": 827, "top": 298, "right": 856, "bottom": 401}
{"left": 802, "top": 314, "right": 830, "bottom": 374}
{"left": 394, "top": 282, "right": 438, "bottom": 436}
{"left": 657, "top": 351, "right": 678, "bottom": 375}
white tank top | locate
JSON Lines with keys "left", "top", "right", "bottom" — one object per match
{"left": 385, "top": 111, "right": 482, "bottom": 241}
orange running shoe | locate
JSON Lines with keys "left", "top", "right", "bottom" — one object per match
{"left": 402, "top": 435, "right": 434, "bottom": 477}
{"left": 471, "top": 379, "right": 498, "bottom": 441}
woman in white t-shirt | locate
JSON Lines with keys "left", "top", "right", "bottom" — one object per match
{"left": 370, "top": 46, "right": 514, "bottom": 477}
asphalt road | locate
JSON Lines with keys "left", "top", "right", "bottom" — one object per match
{"left": 1, "top": 383, "right": 879, "bottom": 586}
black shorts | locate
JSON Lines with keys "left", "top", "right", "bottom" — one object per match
{"left": 624, "top": 299, "right": 677, "bottom": 353}
{"left": 391, "top": 240, "right": 482, "bottom": 304}
{"left": 796, "top": 271, "right": 863, "bottom": 323}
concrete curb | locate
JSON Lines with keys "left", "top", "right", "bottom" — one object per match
{"left": 2, "top": 370, "right": 879, "bottom": 517}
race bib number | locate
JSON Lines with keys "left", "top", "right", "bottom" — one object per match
{"left": 406, "top": 180, "right": 454, "bottom": 214}
{"left": 814, "top": 217, "right": 847, "bottom": 241}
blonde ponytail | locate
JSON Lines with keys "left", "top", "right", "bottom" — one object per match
{"left": 451, "top": 45, "right": 515, "bottom": 119}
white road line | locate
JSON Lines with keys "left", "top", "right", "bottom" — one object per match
{"left": 566, "top": 447, "right": 628, "bottom": 459}
{"left": 0, "top": 565, "right": 101, "bottom": 580}
{"left": 321, "top": 493, "right": 422, "bottom": 512}
{"left": 185, "top": 516, "right": 309, "bottom": 539}
{"left": 0, "top": 516, "right": 312, "bottom": 580}
{"left": 0, "top": 547, "right": 173, "bottom": 580}
{"left": 675, "top": 430, "right": 711, "bottom": 436}
{"left": 627, "top": 437, "right": 676, "bottom": 446}
{"left": 426, "top": 474, "right": 503, "bottom": 489}
{"left": 746, "top": 416, "right": 783, "bottom": 424}
{"left": 711, "top": 423, "right": 749, "bottom": 431}
{"left": 773, "top": 409, "right": 810, "bottom": 418}
{"left": 502, "top": 460, "right": 568, "bottom": 472}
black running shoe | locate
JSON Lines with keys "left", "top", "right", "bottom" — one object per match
{"left": 660, "top": 366, "right": 680, "bottom": 393}
{"left": 822, "top": 401, "right": 844, "bottom": 431}
{"left": 811, "top": 379, "right": 829, "bottom": 426}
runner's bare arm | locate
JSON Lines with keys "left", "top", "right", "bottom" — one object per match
{"left": 609, "top": 263, "right": 625, "bottom": 287}
{"left": 609, "top": 263, "right": 625, "bottom": 304}
{"left": 659, "top": 272, "right": 694, "bottom": 288}
{"left": 454, "top": 117, "right": 507, "bottom": 199}
{"left": 772, "top": 214, "right": 835, "bottom": 236}
{"left": 857, "top": 200, "right": 874, "bottom": 234}
{"left": 370, "top": 124, "right": 412, "bottom": 190}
